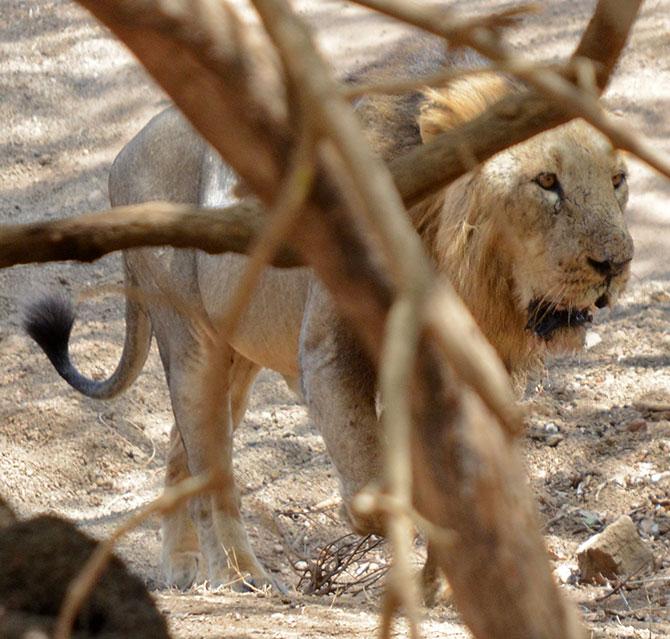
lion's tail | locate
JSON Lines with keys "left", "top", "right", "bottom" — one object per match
{"left": 24, "top": 279, "right": 152, "bottom": 400}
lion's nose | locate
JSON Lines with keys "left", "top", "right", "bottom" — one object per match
{"left": 587, "top": 256, "right": 631, "bottom": 277}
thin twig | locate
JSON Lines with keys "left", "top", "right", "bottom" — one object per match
{"left": 215, "top": 122, "right": 316, "bottom": 340}
{"left": 354, "top": 490, "right": 455, "bottom": 548}
{"left": 53, "top": 472, "right": 217, "bottom": 639}
{"left": 343, "top": 60, "right": 582, "bottom": 99}
{"left": 595, "top": 562, "right": 650, "bottom": 602}
{"left": 378, "top": 297, "right": 424, "bottom": 639}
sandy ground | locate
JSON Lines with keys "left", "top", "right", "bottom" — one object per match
{"left": 1, "top": 0, "right": 669, "bottom": 637}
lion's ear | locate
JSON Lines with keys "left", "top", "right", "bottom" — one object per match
{"left": 419, "top": 73, "right": 510, "bottom": 143}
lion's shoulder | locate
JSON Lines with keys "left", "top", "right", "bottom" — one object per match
{"left": 418, "top": 73, "right": 511, "bottom": 141}
{"left": 349, "top": 35, "right": 487, "bottom": 162}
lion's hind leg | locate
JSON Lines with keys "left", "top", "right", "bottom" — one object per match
{"left": 161, "top": 342, "right": 269, "bottom": 592}
{"left": 161, "top": 423, "right": 201, "bottom": 589}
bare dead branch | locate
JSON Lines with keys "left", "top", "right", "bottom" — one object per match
{"left": 245, "top": 21, "right": 434, "bottom": 635}
{"left": 573, "top": 1, "right": 643, "bottom": 90}
{"left": 379, "top": 297, "right": 423, "bottom": 639}
{"left": 343, "top": 59, "right": 583, "bottom": 98}
{"left": 0, "top": 201, "right": 302, "bottom": 269}
{"left": 215, "top": 121, "right": 316, "bottom": 340}
{"left": 252, "top": 0, "right": 520, "bottom": 437}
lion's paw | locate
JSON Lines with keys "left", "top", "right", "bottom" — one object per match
{"left": 163, "top": 551, "right": 200, "bottom": 590}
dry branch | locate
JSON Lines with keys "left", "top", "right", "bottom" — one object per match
{"left": 247, "top": 4, "right": 431, "bottom": 632}
{"left": 0, "top": 201, "right": 302, "bottom": 269}
{"left": 295, "top": 533, "right": 387, "bottom": 597}
{"left": 378, "top": 297, "right": 423, "bottom": 639}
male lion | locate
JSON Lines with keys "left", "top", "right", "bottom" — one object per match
{"left": 25, "top": 38, "right": 633, "bottom": 591}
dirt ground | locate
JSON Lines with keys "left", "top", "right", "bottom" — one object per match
{"left": 1, "top": 0, "right": 669, "bottom": 637}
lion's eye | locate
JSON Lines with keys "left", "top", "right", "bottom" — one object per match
{"left": 612, "top": 172, "right": 626, "bottom": 189}
{"left": 535, "top": 172, "right": 560, "bottom": 191}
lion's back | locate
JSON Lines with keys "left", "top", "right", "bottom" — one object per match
{"left": 347, "top": 35, "right": 483, "bottom": 162}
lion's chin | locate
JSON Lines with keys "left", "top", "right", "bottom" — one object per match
{"left": 525, "top": 299, "right": 593, "bottom": 342}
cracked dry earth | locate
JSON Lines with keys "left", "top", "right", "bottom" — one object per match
{"left": 1, "top": 1, "right": 669, "bottom": 638}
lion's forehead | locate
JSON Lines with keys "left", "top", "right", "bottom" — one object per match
{"left": 517, "top": 119, "right": 623, "bottom": 180}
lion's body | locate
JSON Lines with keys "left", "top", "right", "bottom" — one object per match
{"left": 26, "top": 36, "right": 633, "bottom": 590}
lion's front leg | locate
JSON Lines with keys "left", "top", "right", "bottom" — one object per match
{"left": 300, "top": 289, "right": 451, "bottom": 605}
{"left": 299, "top": 287, "right": 385, "bottom": 535}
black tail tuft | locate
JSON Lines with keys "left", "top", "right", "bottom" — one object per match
{"left": 23, "top": 294, "right": 76, "bottom": 370}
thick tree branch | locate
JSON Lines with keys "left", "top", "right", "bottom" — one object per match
{"left": 573, "top": 1, "right": 642, "bottom": 89}
{"left": 75, "top": 0, "right": 288, "bottom": 200}
{"left": 0, "top": 201, "right": 302, "bottom": 269}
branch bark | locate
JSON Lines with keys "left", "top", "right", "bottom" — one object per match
{"left": 0, "top": 201, "right": 302, "bottom": 269}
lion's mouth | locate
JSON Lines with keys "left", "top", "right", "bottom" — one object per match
{"left": 526, "top": 299, "right": 594, "bottom": 340}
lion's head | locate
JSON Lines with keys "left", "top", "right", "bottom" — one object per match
{"left": 415, "top": 75, "right": 634, "bottom": 375}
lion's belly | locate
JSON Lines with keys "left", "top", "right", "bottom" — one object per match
{"left": 197, "top": 253, "right": 310, "bottom": 377}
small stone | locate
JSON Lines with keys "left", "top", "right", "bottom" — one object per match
{"left": 545, "top": 433, "right": 564, "bottom": 447}
{"left": 639, "top": 518, "right": 660, "bottom": 538}
{"left": 553, "top": 563, "right": 575, "bottom": 584}
{"left": 650, "top": 289, "right": 670, "bottom": 303}
{"left": 294, "top": 560, "right": 308, "bottom": 571}
{"left": 584, "top": 330, "right": 602, "bottom": 350}
{"left": 544, "top": 422, "right": 559, "bottom": 434}
{"left": 577, "top": 515, "right": 654, "bottom": 583}
{"left": 576, "top": 509, "right": 604, "bottom": 530}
